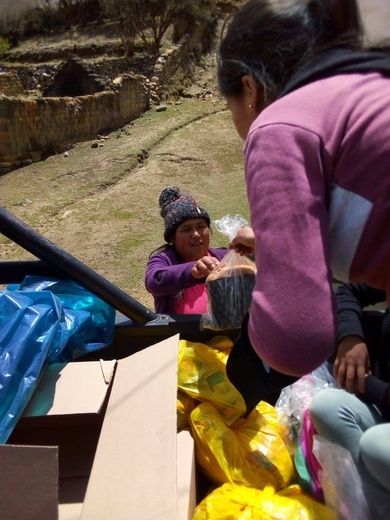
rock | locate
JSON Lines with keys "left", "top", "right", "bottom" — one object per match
{"left": 185, "top": 85, "right": 203, "bottom": 97}
{"left": 30, "top": 151, "right": 43, "bottom": 162}
{"left": 155, "top": 105, "right": 167, "bottom": 112}
{"left": 91, "top": 142, "right": 99, "bottom": 148}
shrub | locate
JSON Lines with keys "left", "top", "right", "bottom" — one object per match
{"left": 0, "top": 36, "right": 11, "bottom": 55}
{"left": 100, "top": 0, "right": 137, "bottom": 56}
{"left": 100, "top": 0, "right": 219, "bottom": 56}
{"left": 0, "top": 8, "right": 25, "bottom": 46}
{"left": 0, "top": 2, "right": 63, "bottom": 43}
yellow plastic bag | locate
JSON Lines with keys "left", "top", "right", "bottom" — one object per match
{"left": 192, "top": 483, "right": 334, "bottom": 520}
{"left": 206, "top": 335, "right": 233, "bottom": 364}
{"left": 177, "top": 389, "right": 196, "bottom": 430}
{"left": 190, "top": 401, "right": 295, "bottom": 490}
{"left": 178, "top": 340, "right": 246, "bottom": 425}
{"left": 258, "top": 400, "right": 297, "bottom": 455}
{"left": 206, "top": 335, "right": 234, "bottom": 352}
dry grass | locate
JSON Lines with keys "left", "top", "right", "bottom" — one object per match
{"left": 0, "top": 12, "right": 251, "bottom": 311}
{"left": 0, "top": 97, "right": 248, "bottom": 310}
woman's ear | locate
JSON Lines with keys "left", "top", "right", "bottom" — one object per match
{"left": 242, "top": 75, "right": 261, "bottom": 110}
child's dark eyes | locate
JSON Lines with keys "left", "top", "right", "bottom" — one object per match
{"left": 180, "top": 226, "right": 206, "bottom": 233}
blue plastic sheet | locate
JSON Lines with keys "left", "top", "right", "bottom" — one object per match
{"left": 16, "top": 276, "right": 116, "bottom": 362}
{"left": 0, "top": 277, "right": 116, "bottom": 443}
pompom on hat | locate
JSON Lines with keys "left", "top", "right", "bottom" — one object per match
{"left": 159, "top": 186, "right": 211, "bottom": 243}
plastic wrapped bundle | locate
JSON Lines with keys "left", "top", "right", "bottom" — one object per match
{"left": 202, "top": 257, "right": 256, "bottom": 330}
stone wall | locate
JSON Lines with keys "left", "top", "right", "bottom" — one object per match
{"left": 0, "top": 36, "right": 196, "bottom": 175}
{"left": 0, "top": 74, "right": 149, "bottom": 174}
{"left": 0, "top": 71, "right": 25, "bottom": 97}
{"left": 152, "top": 36, "right": 191, "bottom": 85}
{"left": 0, "top": 6, "right": 219, "bottom": 175}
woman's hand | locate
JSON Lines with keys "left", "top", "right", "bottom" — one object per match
{"left": 229, "top": 226, "right": 255, "bottom": 256}
{"left": 333, "top": 335, "right": 371, "bottom": 394}
{"left": 191, "top": 256, "right": 220, "bottom": 279}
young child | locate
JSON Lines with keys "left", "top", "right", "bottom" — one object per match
{"left": 145, "top": 186, "right": 226, "bottom": 315}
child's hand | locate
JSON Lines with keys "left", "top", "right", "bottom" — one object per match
{"left": 191, "top": 256, "right": 219, "bottom": 279}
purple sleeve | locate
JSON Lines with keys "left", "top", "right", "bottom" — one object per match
{"left": 245, "top": 123, "right": 337, "bottom": 376}
{"left": 145, "top": 251, "right": 201, "bottom": 297}
{"left": 209, "top": 248, "right": 228, "bottom": 262}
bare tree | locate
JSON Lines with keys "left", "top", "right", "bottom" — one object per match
{"left": 100, "top": 0, "right": 137, "bottom": 56}
{"left": 100, "top": 0, "right": 191, "bottom": 55}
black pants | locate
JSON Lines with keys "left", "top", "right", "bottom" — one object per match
{"left": 226, "top": 313, "right": 298, "bottom": 417}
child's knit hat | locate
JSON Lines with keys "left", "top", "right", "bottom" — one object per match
{"left": 159, "top": 186, "right": 210, "bottom": 243}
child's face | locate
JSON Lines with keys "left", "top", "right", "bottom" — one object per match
{"left": 172, "top": 218, "right": 210, "bottom": 262}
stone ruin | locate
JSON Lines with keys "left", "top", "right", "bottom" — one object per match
{"left": 0, "top": 26, "right": 210, "bottom": 174}
{"left": 43, "top": 54, "right": 110, "bottom": 97}
{"left": 0, "top": 71, "right": 25, "bottom": 97}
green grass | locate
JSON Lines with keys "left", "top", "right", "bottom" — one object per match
{"left": 0, "top": 36, "right": 10, "bottom": 55}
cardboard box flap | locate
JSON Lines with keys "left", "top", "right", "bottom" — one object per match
{"left": 177, "top": 430, "right": 196, "bottom": 520}
{"left": 81, "top": 335, "right": 180, "bottom": 520}
{"left": 0, "top": 444, "right": 58, "bottom": 520}
{"left": 23, "top": 360, "right": 117, "bottom": 417}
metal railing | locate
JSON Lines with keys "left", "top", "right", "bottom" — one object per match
{"left": 0, "top": 206, "right": 158, "bottom": 324}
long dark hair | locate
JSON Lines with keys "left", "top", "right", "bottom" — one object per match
{"left": 218, "top": 0, "right": 363, "bottom": 103}
{"left": 148, "top": 243, "right": 174, "bottom": 259}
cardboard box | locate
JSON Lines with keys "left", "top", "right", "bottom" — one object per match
{"left": 0, "top": 334, "right": 196, "bottom": 520}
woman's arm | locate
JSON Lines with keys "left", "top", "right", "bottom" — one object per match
{"left": 336, "top": 283, "right": 386, "bottom": 343}
{"left": 145, "top": 249, "right": 224, "bottom": 297}
{"left": 334, "top": 283, "right": 386, "bottom": 393}
{"left": 145, "top": 251, "right": 201, "bottom": 297}
{"left": 245, "top": 123, "right": 336, "bottom": 376}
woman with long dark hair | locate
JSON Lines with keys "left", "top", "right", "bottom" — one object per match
{"left": 218, "top": 0, "right": 390, "bottom": 412}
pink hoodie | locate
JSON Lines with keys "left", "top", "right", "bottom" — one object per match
{"left": 245, "top": 72, "right": 390, "bottom": 376}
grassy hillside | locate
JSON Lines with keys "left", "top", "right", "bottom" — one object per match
{"left": 0, "top": 0, "right": 39, "bottom": 13}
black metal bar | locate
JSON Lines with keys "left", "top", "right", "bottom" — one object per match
{"left": 81, "top": 314, "right": 240, "bottom": 361}
{"left": 0, "top": 260, "right": 64, "bottom": 284}
{"left": 0, "top": 206, "right": 158, "bottom": 324}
